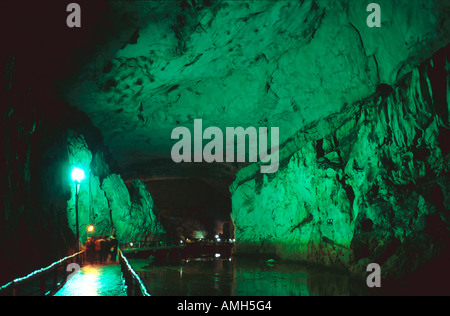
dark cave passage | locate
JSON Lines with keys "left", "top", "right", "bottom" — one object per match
{"left": 1, "top": 0, "right": 449, "bottom": 297}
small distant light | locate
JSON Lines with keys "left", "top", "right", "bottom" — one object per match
{"left": 130, "top": 242, "right": 133, "bottom": 247}
{"left": 180, "top": 240, "right": 183, "bottom": 243}
{"left": 229, "top": 258, "right": 232, "bottom": 261}
{"left": 215, "top": 253, "right": 221, "bottom": 258}
{"left": 87, "top": 225, "right": 95, "bottom": 233}
{"left": 233, "top": 239, "right": 236, "bottom": 242}
{"left": 215, "top": 235, "right": 219, "bottom": 239}
{"left": 216, "top": 238, "right": 221, "bottom": 242}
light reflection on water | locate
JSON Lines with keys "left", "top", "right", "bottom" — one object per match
{"left": 130, "top": 257, "right": 370, "bottom": 296}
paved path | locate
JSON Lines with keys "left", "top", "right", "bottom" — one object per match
{"left": 54, "top": 263, "right": 126, "bottom": 296}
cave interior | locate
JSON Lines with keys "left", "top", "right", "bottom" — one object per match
{"left": 1, "top": 0, "right": 449, "bottom": 295}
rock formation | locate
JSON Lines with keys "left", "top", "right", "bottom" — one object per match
{"left": 66, "top": 130, "right": 166, "bottom": 244}
{"left": 231, "top": 46, "right": 449, "bottom": 280}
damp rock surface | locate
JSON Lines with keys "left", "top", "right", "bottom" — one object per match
{"left": 63, "top": 0, "right": 450, "bottom": 179}
{"left": 230, "top": 47, "right": 450, "bottom": 279}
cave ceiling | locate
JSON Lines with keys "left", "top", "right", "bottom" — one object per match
{"left": 61, "top": 0, "right": 450, "bottom": 181}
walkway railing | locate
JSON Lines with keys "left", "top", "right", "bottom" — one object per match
{"left": 0, "top": 251, "right": 85, "bottom": 296}
{"left": 120, "top": 240, "right": 179, "bottom": 250}
{"left": 118, "top": 249, "right": 150, "bottom": 296}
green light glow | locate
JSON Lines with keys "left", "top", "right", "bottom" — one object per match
{"left": 193, "top": 231, "right": 205, "bottom": 239}
{"left": 71, "top": 167, "right": 85, "bottom": 183}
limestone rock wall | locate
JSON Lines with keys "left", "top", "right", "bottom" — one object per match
{"left": 230, "top": 46, "right": 450, "bottom": 280}
{"left": 66, "top": 131, "right": 166, "bottom": 244}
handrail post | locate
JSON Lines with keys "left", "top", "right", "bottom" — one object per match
{"left": 134, "top": 282, "right": 141, "bottom": 296}
{"left": 52, "top": 266, "right": 58, "bottom": 290}
{"left": 40, "top": 275, "right": 46, "bottom": 296}
{"left": 12, "top": 282, "right": 19, "bottom": 296}
{"left": 126, "top": 276, "right": 133, "bottom": 296}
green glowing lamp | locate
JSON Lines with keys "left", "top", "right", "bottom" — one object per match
{"left": 71, "top": 167, "right": 85, "bottom": 183}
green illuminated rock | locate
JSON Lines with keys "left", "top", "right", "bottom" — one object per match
{"left": 66, "top": 131, "right": 166, "bottom": 244}
{"left": 63, "top": 0, "right": 450, "bottom": 179}
{"left": 2, "top": 0, "right": 449, "bottom": 287}
{"left": 102, "top": 175, "right": 166, "bottom": 242}
{"left": 231, "top": 47, "right": 450, "bottom": 279}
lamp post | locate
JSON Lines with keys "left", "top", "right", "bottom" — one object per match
{"left": 71, "top": 167, "right": 85, "bottom": 252}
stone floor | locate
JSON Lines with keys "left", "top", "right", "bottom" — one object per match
{"left": 54, "top": 263, "right": 127, "bottom": 296}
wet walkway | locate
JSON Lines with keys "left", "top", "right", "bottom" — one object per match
{"left": 54, "top": 263, "right": 126, "bottom": 296}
